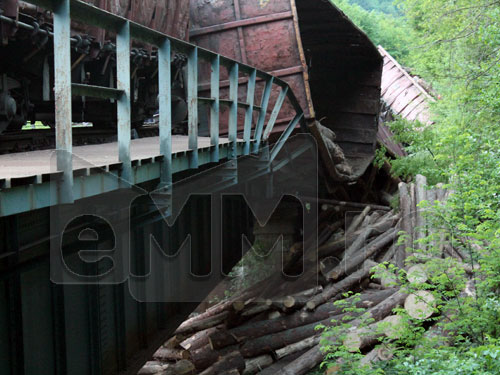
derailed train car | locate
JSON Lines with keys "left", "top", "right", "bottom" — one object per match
{"left": 0, "top": 0, "right": 190, "bottom": 133}
{"left": 190, "top": 0, "right": 383, "bottom": 177}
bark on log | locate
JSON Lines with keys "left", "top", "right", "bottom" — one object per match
{"left": 274, "top": 335, "right": 320, "bottom": 360}
{"left": 199, "top": 351, "right": 245, "bottom": 375}
{"left": 208, "top": 330, "right": 238, "bottom": 350}
{"left": 180, "top": 327, "right": 220, "bottom": 351}
{"left": 274, "top": 345, "right": 324, "bottom": 375}
{"left": 397, "top": 182, "right": 412, "bottom": 268}
{"left": 380, "top": 243, "right": 398, "bottom": 264}
{"left": 160, "top": 360, "right": 196, "bottom": 375}
{"left": 241, "top": 304, "right": 271, "bottom": 318}
{"left": 175, "top": 311, "right": 230, "bottom": 335}
{"left": 243, "top": 355, "right": 274, "bottom": 375}
{"left": 138, "top": 362, "right": 169, "bottom": 375}
{"left": 209, "top": 289, "right": 395, "bottom": 351}
{"left": 306, "top": 197, "right": 391, "bottom": 212}
{"left": 315, "top": 215, "right": 399, "bottom": 260}
{"left": 306, "top": 260, "right": 378, "bottom": 310}
{"left": 343, "top": 225, "right": 373, "bottom": 260}
{"left": 327, "top": 228, "right": 398, "bottom": 281}
{"left": 257, "top": 350, "right": 307, "bottom": 375}
{"left": 153, "top": 347, "right": 190, "bottom": 361}
{"left": 346, "top": 206, "right": 371, "bottom": 234}
{"left": 239, "top": 313, "right": 346, "bottom": 358}
{"left": 189, "top": 344, "right": 238, "bottom": 371}
{"left": 415, "top": 174, "right": 427, "bottom": 251}
{"left": 177, "top": 288, "right": 256, "bottom": 332}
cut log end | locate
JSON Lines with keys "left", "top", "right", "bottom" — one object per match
{"left": 404, "top": 291, "right": 435, "bottom": 320}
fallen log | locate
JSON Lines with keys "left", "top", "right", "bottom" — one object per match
{"left": 257, "top": 350, "right": 308, "bottom": 375}
{"left": 327, "top": 228, "right": 398, "bottom": 281}
{"left": 273, "top": 290, "right": 406, "bottom": 375}
{"left": 306, "top": 259, "right": 378, "bottom": 310}
{"left": 153, "top": 347, "right": 191, "bottom": 361}
{"left": 180, "top": 326, "right": 221, "bottom": 351}
{"left": 316, "top": 214, "right": 399, "bottom": 260}
{"left": 305, "top": 197, "right": 391, "bottom": 212}
{"left": 274, "top": 344, "right": 323, "bottom": 375}
{"left": 209, "top": 288, "right": 396, "bottom": 351}
{"left": 415, "top": 174, "right": 427, "bottom": 251}
{"left": 239, "top": 313, "right": 347, "bottom": 357}
{"left": 346, "top": 206, "right": 371, "bottom": 233}
{"left": 199, "top": 351, "right": 245, "bottom": 375}
{"left": 243, "top": 355, "right": 274, "bottom": 375}
{"left": 189, "top": 344, "right": 238, "bottom": 371}
{"left": 407, "top": 264, "right": 428, "bottom": 284}
{"left": 175, "top": 311, "right": 230, "bottom": 335}
{"left": 274, "top": 335, "right": 320, "bottom": 360}
{"left": 397, "top": 182, "right": 412, "bottom": 268}
{"left": 176, "top": 288, "right": 256, "bottom": 332}
{"left": 404, "top": 291, "right": 436, "bottom": 320}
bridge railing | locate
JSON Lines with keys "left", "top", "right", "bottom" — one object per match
{"left": 25, "top": 0, "right": 306, "bottom": 204}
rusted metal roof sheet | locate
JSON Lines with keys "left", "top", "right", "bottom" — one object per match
{"left": 377, "top": 45, "right": 435, "bottom": 157}
{"left": 378, "top": 45, "right": 434, "bottom": 124}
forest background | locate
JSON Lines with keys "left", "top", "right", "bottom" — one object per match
{"left": 311, "top": 1, "right": 500, "bottom": 373}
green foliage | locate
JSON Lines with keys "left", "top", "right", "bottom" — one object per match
{"left": 333, "top": 0, "right": 414, "bottom": 61}
{"left": 350, "top": 0, "right": 402, "bottom": 16}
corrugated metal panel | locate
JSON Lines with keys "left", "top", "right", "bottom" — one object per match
{"left": 377, "top": 46, "right": 435, "bottom": 157}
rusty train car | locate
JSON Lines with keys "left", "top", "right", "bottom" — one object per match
{"left": 0, "top": 0, "right": 190, "bottom": 134}
{"left": 191, "top": 0, "right": 383, "bottom": 176}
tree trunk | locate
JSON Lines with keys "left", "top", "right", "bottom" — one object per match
{"left": 415, "top": 174, "right": 427, "bottom": 251}
{"left": 199, "top": 351, "right": 245, "bottom": 375}
{"left": 306, "top": 259, "right": 378, "bottom": 310}
{"left": 175, "top": 311, "right": 230, "bottom": 335}
{"left": 243, "top": 355, "right": 274, "bottom": 375}
{"left": 327, "top": 229, "right": 397, "bottom": 281}
{"left": 189, "top": 344, "right": 238, "bottom": 371}
{"left": 274, "top": 335, "right": 320, "bottom": 360}
{"left": 274, "top": 345, "right": 324, "bottom": 375}
{"left": 346, "top": 206, "right": 371, "bottom": 233}
{"left": 153, "top": 347, "right": 190, "bottom": 361}
{"left": 397, "top": 182, "right": 412, "bottom": 268}
{"left": 180, "top": 326, "right": 221, "bottom": 351}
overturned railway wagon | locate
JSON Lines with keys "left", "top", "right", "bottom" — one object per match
{"left": 191, "top": 0, "right": 383, "bottom": 175}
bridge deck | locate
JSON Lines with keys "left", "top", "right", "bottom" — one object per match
{"left": 0, "top": 135, "right": 230, "bottom": 179}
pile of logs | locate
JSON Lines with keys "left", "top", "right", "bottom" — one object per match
{"left": 138, "top": 175, "right": 469, "bottom": 375}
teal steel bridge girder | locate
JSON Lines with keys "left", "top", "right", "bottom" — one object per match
{"left": 0, "top": 0, "right": 306, "bottom": 217}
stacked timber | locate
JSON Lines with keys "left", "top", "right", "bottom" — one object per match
{"left": 138, "top": 175, "right": 469, "bottom": 375}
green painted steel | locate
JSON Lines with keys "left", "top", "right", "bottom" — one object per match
{"left": 210, "top": 55, "right": 220, "bottom": 163}
{"left": 158, "top": 39, "right": 172, "bottom": 187}
{"left": 53, "top": 0, "right": 73, "bottom": 204}
{"left": 0, "top": 0, "right": 306, "bottom": 218}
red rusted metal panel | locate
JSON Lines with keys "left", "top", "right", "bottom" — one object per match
{"left": 190, "top": 0, "right": 314, "bottom": 138}
{"left": 190, "top": 0, "right": 383, "bottom": 170}
{"left": 15, "top": 0, "right": 190, "bottom": 41}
